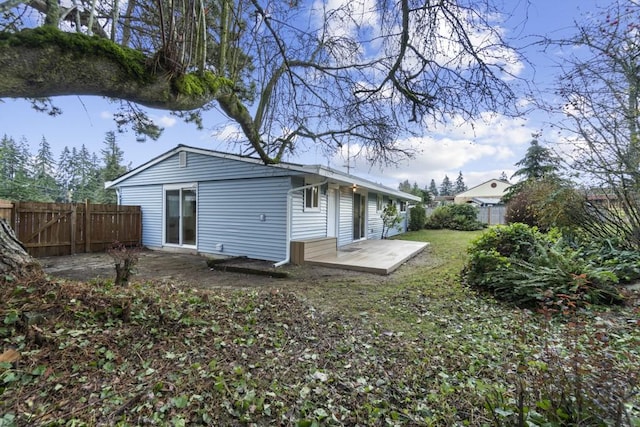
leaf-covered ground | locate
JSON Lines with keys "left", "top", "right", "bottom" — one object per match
{"left": 1, "top": 230, "right": 639, "bottom": 426}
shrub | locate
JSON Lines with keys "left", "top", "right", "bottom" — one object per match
{"left": 108, "top": 241, "right": 141, "bottom": 286}
{"left": 578, "top": 237, "right": 640, "bottom": 283}
{"left": 462, "top": 223, "right": 624, "bottom": 308}
{"left": 505, "top": 179, "right": 586, "bottom": 232}
{"left": 504, "top": 190, "right": 536, "bottom": 227}
{"left": 425, "top": 204, "right": 484, "bottom": 231}
{"left": 408, "top": 204, "right": 426, "bottom": 231}
{"left": 380, "top": 203, "right": 402, "bottom": 239}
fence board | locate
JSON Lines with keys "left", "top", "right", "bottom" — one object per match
{"left": 4, "top": 201, "right": 141, "bottom": 257}
{"left": 0, "top": 199, "right": 13, "bottom": 222}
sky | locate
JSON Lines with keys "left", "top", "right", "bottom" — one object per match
{"left": 0, "top": 0, "right": 605, "bottom": 191}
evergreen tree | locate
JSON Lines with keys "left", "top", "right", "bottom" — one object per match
{"left": 96, "top": 132, "right": 128, "bottom": 203}
{"left": 398, "top": 179, "right": 412, "bottom": 193}
{"left": 454, "top": 171, "right": 467, "bottom": 194}
{"left": 511, "top": 134, "right": 560, "bottom": 182}
{"left": 429, "top": 179, "right": 439, "bottom": 197}
{"left": 505, "top": 133, "right": 563, "bottom": 202}
{"left": 499, "top": 171, "right": 509, "bottom": 182}
{"left": 0, "top": 135, "right": 36, "bottom": 201}
{"left": 439, "top": 175, "right": 453, "bottom": 196}
{"left": 32, "top": 136, "right": 58, "bottom": 201}
{"left": 71, "top": 144, "right": 101, "bottom": 202}
{"left": 56, "top": 146, "right": 76, "bottom": 202}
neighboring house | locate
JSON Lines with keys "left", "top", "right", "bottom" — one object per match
{"left": 453, "top": 179, "right": 512, "bottom": 205}
{"left": 105, "top": 145, "right": 420, "bottom": 264}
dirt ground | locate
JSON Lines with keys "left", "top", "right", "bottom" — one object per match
{"left": 38, "top": 248, "right": 421, "bottom": 290}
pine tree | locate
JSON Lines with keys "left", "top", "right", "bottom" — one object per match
{"left": 0, "top": 135, "right": 36, "bottom": 201}
{"left": 56, "top": 146, "right": 76, "bottom": 202}
{"left": 505, "top": 133, "right": 563, "bottom": 203}
{"left": 439, "top": 175, "right": 453, "bottom": 196}
{"left": 96, "top": 132, "right": 128, "bottom": 203}
{"left": 499, "top": 171, "right": 509, "bottom": 182}
{"left": 398, "top": 179, "right": 412, "bottom": 193}
{"left": 429, "top": 179, "right": 438, "bottom": 197}
{"left": 511, "top": 134, "right": 560, "bottom": 182}
{"left": 71, "top": 144, "right": 101, "bottom": 202}
{"left": 32, "top": 136, "right": 59, "bottom": 201}
{"left": 454, "top": 171, "right": 467, "bottom": 194}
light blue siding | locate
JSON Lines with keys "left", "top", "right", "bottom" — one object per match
{"left": 291, "top": 190, "right": 328, "bottom": 240}
{"left": 338, "top": 187, "right": 353, "bottom": 247}
{"left": 197, "top": 176, "right": 289, "bottom": 261}
{"left": 120, "top": 185, "right": 163, "bottom": 247}
{"left": 116, "top": 151, "right": 298, "bottom": 187}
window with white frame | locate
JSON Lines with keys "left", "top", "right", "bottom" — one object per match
{"left": 376, "top": 194, "right": 384, "bottom": 211}
{"left": 399, "top": 201, "right": 407, "bottom": 212}
{"left": 304, "top": 185, "right": 319, "bottom": 210}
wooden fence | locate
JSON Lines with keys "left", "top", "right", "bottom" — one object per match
{"left": 0, "top": 200, "right": 141, "bottom": 257}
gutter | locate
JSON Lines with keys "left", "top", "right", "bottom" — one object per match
{"left": 273, "top": 179, "right": 328, "bottom": 268}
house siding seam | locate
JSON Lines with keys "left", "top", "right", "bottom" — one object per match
{"left": 115, "top": 151, "right": 299, "bottom": 187}
{"left": 338, "top": 187, "right": 354, "bottom": 247}
{"left": 120, "top": 185, "right": 163, "bottom": 247}
{"left": 197, "top": 176, "right": 289, "bottom": 261}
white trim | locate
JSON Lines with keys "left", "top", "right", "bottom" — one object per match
{"left": 162, "top": 182, "right": 198, "bottom": 249}
{"left": 303, "top": 186, "right": 320, "bottom": 212}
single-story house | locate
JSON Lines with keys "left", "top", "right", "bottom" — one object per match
{"left": 453, "top": 179, "right": 512, "bottom": 205}
{"left": 105, "top": 145, "right": 421, "bottom": 266}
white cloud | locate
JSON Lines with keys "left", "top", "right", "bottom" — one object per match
{"left": 100, "top": 111, "right": 112, "bottom": 119}
{"left": 156, "top": 115, "right": 177, "bottom": 127}
{"left": 216, "top": 123, "right": 242, "bottom": 139}
{"left": 325, "top": 114, "right": 537, "bottom": 189}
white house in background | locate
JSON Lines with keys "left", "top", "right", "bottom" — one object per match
{"left": 454, "top": 179, "right": 512, "bottom": 205}
{"left": 105, "top": 145, "right": 421, "bottom": 265}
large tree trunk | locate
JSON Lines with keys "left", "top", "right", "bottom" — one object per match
{"left": 0, "top": 219, "right": 43, "bottom": 280}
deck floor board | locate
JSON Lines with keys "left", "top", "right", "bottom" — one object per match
{"left": 305, "top": 239, "right": 428, "bottom": 275}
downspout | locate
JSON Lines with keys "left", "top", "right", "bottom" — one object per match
{"left": 273, "top": 179, "right": 328, "bottom": 268}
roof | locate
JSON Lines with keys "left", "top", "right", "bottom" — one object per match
{"left": 471, "top": 197, "right": 503, "bottom": 205}
{"left": 106, "top": 144, "right": 421, "bottom": 202}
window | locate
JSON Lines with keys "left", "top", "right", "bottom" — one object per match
{"left": 376, "top": 194, "right": 384, "bottom": 212}
{"left": 179, "top": 151, "right": 187, "bottom": 168}
{"left": 304, "top": 186, "right": 319, "bottom": 210}
{"left": 399, "top": 201, "right": 407, "bottom": 212}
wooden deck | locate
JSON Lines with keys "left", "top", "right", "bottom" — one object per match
{"left": 305, "top": 239, "right": 429, "bottom": 275}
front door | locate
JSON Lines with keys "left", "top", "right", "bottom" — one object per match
{"left": 165, "top": 185, "right": 197, "bottom": 246}
{"left": 353, "top": 192, "right": 366, "bottom": 240}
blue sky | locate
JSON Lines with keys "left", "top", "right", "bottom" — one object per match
{"left": 0, "top": 0, "right": 603, "bottom": 190}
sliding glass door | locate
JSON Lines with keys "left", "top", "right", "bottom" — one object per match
{"left": 164, "top": 185, "right": 196, "bottom": 246}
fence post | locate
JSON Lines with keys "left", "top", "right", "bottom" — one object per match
{"left": 70, "top": 204, "right": 77, "bottom": 255}
{"left": 85, "top": 200, "right": 91, "bottom": 253}
{"left": 11, "top": 201, "right": 18, "bottom": 240}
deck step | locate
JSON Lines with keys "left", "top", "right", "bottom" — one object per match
{"left": 290, "top": 237, "right": 337, "bottom": 265}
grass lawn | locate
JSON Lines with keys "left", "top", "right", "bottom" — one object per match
{"left": 1, "top": 230, "right": 638, "bottom": 426}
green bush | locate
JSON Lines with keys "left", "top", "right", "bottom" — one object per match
{"left": 408, "top": 204, "right": 426, "bottom": 231}
{"left": 578, "top": 237, "right": 640, "bottom": 283}
{"left": 425, "top": 204, "right": 484, "bottom": 231}
{"left": 462, "top": 223, "right": 624, "bottom": 308}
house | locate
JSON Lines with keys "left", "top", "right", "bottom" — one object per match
{"left": 105, "top": 145, "right": 421, "bottom": 266}
{"left": 453, "top": 179, "right": 512, "bottom": 205}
